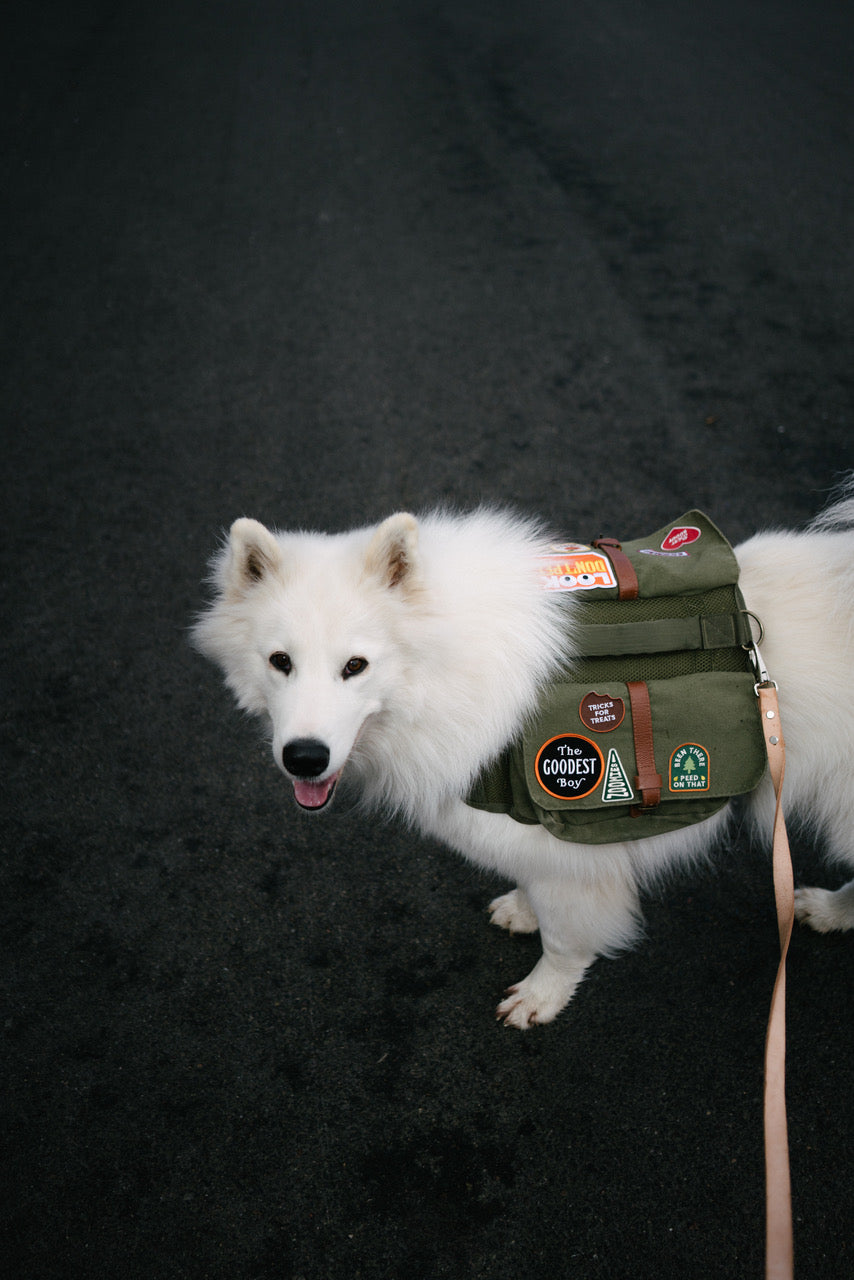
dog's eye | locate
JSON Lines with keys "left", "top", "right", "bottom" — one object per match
{"left": 269, "top": 652, "right": 292, "bottom": 674}
{"left": 343, "top": 656, "right": 368, "bottom": 679}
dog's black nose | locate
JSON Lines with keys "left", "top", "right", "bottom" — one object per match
{"left": 282, "top": 738, "right": 330, "bottom": 778}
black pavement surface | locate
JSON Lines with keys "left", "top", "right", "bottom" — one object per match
{"left": 3, "top": 1, "right": 853, "bottom": 1276}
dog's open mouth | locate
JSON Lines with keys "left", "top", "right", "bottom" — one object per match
{"left": 292, "top": 773, "right": 340, "bottom": 811}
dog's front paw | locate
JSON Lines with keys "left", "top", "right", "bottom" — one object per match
{"left": 488, "top": 888, "right": 539, "bottom": 934}
{"left": 794, "top": 883, "right": 854, "bottom": 933}
{"left": 496, "top": 954, "right": 588, "bottom": 1029}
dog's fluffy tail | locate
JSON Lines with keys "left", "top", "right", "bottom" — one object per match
{"left": 808, "top": 472, "right": 854, "bottom": 532}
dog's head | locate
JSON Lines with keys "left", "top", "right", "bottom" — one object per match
{"left": 193, "top": 512, "right": 421, "bottom": 811}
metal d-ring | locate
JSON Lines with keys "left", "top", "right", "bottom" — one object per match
{"left": 742, "top": 610, "right": 765, "bottom": 646}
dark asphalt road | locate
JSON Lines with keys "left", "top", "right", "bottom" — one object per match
{"left": 2, "top": 2, "right": 853, "bottom": 1277}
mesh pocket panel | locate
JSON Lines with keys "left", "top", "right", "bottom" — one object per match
{"left": 571, "top": 585, "right": 752, "bottom": 683}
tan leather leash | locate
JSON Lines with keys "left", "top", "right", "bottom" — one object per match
{"left": 753, "top": 641, "right": 795, "bottom": 1280}
{"left": 594, "top": 543, "right": 795, "bottom": 1273}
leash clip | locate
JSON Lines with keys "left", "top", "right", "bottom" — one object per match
{"left": 743, "top": 612, "right": 777, "bottom": 694}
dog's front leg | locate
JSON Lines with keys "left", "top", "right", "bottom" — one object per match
{"left": 496, "top": 871, "right": 641, "bottom": 1029}
{"left": 488, "top": 886, "right": 539, "bottom": 934}
{"left": 497, "top": 950, "right": 593, "bottom": 1029}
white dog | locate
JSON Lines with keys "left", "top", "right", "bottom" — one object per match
{"left": 193, "top": 485, "right": 854, "bottom": 1027}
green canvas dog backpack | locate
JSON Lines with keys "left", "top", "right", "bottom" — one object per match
{"left": 466, "top": 510, "right": 768, "bottom": 844}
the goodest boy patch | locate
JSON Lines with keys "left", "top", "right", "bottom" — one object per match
{"left": 534, "top": 734, "right": 605, "bottom": 800}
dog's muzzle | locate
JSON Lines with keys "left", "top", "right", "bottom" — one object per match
{"left": 282, "top": 738, "right": 338, "bottom": 810}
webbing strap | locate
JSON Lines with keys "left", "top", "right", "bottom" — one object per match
{"left": 575, "top": 611, "right": 752, "bottom": 657}
{"left": 758, "top": 682, "right": 794, "bottom": 1280}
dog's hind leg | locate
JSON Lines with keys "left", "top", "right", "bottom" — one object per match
{"left": 793, "top": 797, "right": 854, "bottom": 932}
{"left": 495, "top": 870, "right": 642, "bottom": 1029}
{"left": 794, "top": 879, "right": 854, "bottom": 932}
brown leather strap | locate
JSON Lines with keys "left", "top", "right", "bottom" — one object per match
{"left": 626, "top": 680, "right": 662, "bottom": 809}
{"left": 592, "top": 537, "right": 639, "bottom": 600}
{"left": 758, "top": 682, "right": 794, "bottom": 1280}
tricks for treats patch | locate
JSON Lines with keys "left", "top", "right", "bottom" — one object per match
{"left": 535, "top": 734, "right": 604, "bottom": 800}
{"left": 579, "top": 691, "right": 625, "bottom": 733}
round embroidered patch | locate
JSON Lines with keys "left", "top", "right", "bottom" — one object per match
{"left": 579, "top": 691, "right": 625, "bottom": 733}
{"left": 535, "top": 734, "right": 605, "bottom": 800}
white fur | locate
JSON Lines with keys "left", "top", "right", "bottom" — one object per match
{"left": 193, "top": 486, "right": 854, "bottom": 1028}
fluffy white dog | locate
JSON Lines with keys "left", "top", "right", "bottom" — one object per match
{"left": 193, "top": 484, "right": 854, "bottom": 1027}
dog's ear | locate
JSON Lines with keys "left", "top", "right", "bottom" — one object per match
{"left": 223, "top": 518, "right": 284, "bottom": 597}
{"left": 364, "top": 513, "right": 419, "bottom": 591}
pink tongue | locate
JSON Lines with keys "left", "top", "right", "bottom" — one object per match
{"left": 293, "top": 776, "right": 336, "bottom": 809}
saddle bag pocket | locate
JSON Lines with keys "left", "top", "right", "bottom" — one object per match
{"left": 469, "top": 672, "right": 767, "bottom": 845}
